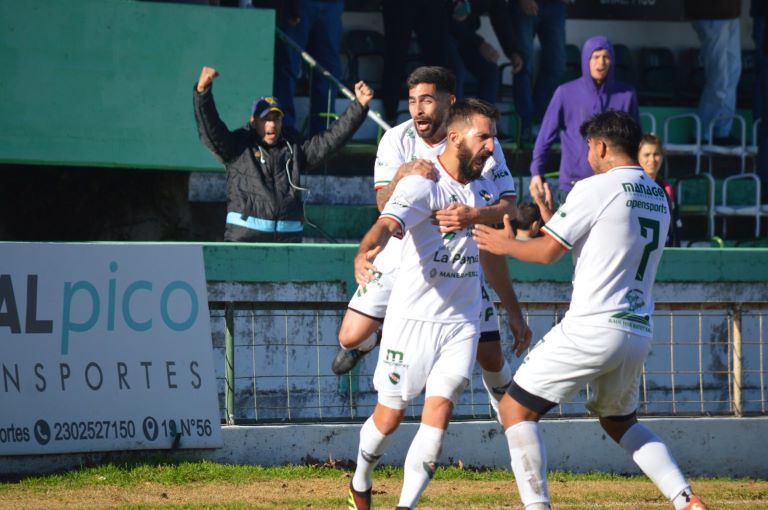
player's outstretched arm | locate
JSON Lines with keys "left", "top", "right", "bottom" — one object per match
{"left": 354, "top": 218, "right": 399, "bottom": 286}
{"left": 474, "top": 214, "right": 565, "bottom": 263}
{"left": 434, "top": 196, "right": 516, "bottom": 232}
{"left": 375, "top": 159, "right": 436, "bottom": 211}
{"left": 479, "top": 251, "right": 532, "bottom": 357}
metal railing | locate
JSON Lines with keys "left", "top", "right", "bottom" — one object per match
{"left": 209, "top": 301, "right": 768, "bottom": 424}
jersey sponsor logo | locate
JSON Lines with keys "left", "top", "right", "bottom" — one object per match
{"left": 609, "top": 312, "right": 651, "bottom": 333}
{"left": 386, "top": 349, "right": 404, "bottom": 364}
{"left": 622, "top": 181, "right": 667, "bottom": 199}
{"left": 625, "top": 289, "right": 646, "bottom": 312}
{"left": 491, "top": 168, "right": 510, "bottom": 181}
{"left": 438, "top": 270, "right": 479, "bottom": 279}
{"left": 626, "top": 199, "right": 668, "bottom": 214}
{"left": 484, "top": 307, "right": 494, "bottom": 321}
{"left": 432, "top": 251, "right": 480, "bottom": 265}
{"left": 355, "top": 271, "right": 383, "bottom": 297}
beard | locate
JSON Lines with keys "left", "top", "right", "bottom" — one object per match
{"left": 457, "top": 141, "right": 489, "bottom": 182}
{"left": 414, "top": 109, "right": 447, "bottom": 141}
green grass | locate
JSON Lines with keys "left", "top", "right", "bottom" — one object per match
{"left": 0, "top": 459, "right": 756, "bottom": 487}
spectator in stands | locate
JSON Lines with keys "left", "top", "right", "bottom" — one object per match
{"left": 256, "top": 0, "right": 344, "bottom": 136}
{"left": 510, "top": 0, "right": 567, "bottom": 142}
{"left": 685, "top": 0, "right": 742, "bottom": 145}
{"left": 381, "top": 0, "right": 460, "bottom": 124}
{"left": 751, "top": 0, "right": 768, "bottom": 200}
{"left": 638, "top": 134, "right": 681, "bottom": 247}
{"left": 511, "top": 202, "right": 542, "bottom": 240}
{"left": 449, "top": 0, "right": 523, "bottom": 105}
{"left": 193, "top": 66, "right": 372, "bottom": 242}
{"left": 529, "top": 35, "right": 639, "bottom": 210}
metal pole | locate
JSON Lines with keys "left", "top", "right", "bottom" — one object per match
{"left": 224, "top": 302, "right": 235, "bottom": 425}
{"left": 733, "top": 304, "right": 743, "bottom": 417}
{"left": 275, "top": 28, "right": 391, "bottom": 132}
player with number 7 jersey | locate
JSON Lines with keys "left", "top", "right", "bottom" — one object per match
{"left": 540, "top": 164, "right": 670, "bottom": 336}
{"left": 473, "top": 111, "right": 707, "bottom": 510}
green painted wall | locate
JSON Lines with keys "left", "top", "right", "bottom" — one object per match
{"left": 0, "top": 0, "right": 274, "bottom": 171}
{"left": 201, "top": 244, "right": 768, "bottom": 297}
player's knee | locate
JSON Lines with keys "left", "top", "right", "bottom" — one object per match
{"left": 598, "top": 412, "right": 638, "bottom": 443}
{"left": 373, "top": 401, "right": 406, "bottom": 434}
{"left": 475, "top": 340, "right": 504, "bottom": 370}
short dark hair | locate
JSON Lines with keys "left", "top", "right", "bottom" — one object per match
{"left": 639, "top": 133, "right": 664, "bottom": 154}
{"left": 579, "top": 110, "right": 642, "bottom": 157}
{"left": 446, "top": 98, "right": 499, "bottom": 129}
{"left": 406, "top": 66, "right": 456, "bottom": 95}
{"left": 512, "top": 202, "right": 541, "bottom": 231}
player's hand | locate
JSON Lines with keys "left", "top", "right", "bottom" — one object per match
{"left": 508, "top": 311, "right": 532, "bottom": 358}
{"left": 529, "top": 175, "right": 546, "bottom": 201}
{"left": 519, "top": 0, "right": 539, "bottom": 16}
{"left": 197, "top": 66, "right": 219, "bottom": 93}
{"left": 433, "top": 203, "right": 476, "bottom": 232}
{"left": 473, "top": 214, "right": 515, "bottom": 255}
{"left": 354, "top": 81, "right": 374, "bottom": 107}
{"left": 354, "top": 246, "right": 382, "bottom": 286}
{"left": 397, "top": 159, "right": 436, "bottom": 182}
{"left": 510, "top": 52, "right": 524, "bottom": 74}
{"left": 479, "top": 42, "right": 500, "bottom": 64}
{"left": 533, "top": 181, "right": 553, "bottom": 212}
{"left": 532, "top": 181, "right": 555, "bottom": 222}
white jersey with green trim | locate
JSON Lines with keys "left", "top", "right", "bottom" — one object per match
{"left": 540, "top": 166, "right": 670, "bottom": 336}
{"left": 380, "top": 157, "right": 498, "bottom": 322}
{"left": 371, "top": 119, "right": 515, "bottom": 273}
{"left": 374, "top": 119, "right": 517, "bottom": 196}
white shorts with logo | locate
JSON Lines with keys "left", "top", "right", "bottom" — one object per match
{"left": 513, "top": 320, "right": 652, "bottom": 417}
{"left": 348, "top": 268, "right": 500, "bottom": 337}
{"left": 373, "top": 317, "right": 480, "bottom": 408}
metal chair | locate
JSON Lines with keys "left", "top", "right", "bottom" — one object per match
{"left": 663, "top": 113, "right": 703, "bottom": 176}
{"left": 701, "top": 114, "right": 748, "bottom": 174}
{"left": 713, "top": 173, "right": 762, "bottom": 238}
{"left": 676, "top": 173, "right": 715, "bottom": 238}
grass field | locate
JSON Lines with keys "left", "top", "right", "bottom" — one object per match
{"left": 1, "top": 461, "right": 766, "bottom": 509}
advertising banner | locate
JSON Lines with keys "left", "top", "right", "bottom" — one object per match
{"left": 0, "top": 244, "right": 222, "bottom": 455}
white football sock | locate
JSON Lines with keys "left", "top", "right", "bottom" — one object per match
{"left": 505, "top": 421, "right": 550, "bottom": 508}
{"left": 352, "top": 416, "right": 389, "bottom": 492}
{"left": 358, "top": 330, "right": 379, "bottom": 352}
{"left": 398, "top": 423, "right": 444, "bottom": 509}
{"left": 619, "top": 423, "right": 690, "bottom": 508}
{"left": 482, "top": 360, "right": 513, "bottom": 418}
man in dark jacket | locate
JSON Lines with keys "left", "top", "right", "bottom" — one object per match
{"left": 193, "top": 66, "right": 372, "bottom": 242}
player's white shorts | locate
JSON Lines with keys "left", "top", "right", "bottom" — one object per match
{"left": 373, "top": 317, "right": 480, "bottom": 408}
{"left": 511, "top": 320, "right": 652, "bottom": 417}
{"left": 348, "top": 268, "right": 500, "bottom": 338}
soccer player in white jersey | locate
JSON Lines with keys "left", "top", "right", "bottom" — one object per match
{"left": 347, "top": 99, "right": 511, "bottom": 510}
{"left": 474, "top": 111, "right": 708, "bottom": 510}
{"left": 334, "top": 67, "right": 531, "bottom": 419}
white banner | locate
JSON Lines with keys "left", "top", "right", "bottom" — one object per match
{"left": 0, "top": 244, "right": 222, "bottom": 455}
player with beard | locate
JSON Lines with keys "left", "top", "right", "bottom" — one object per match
{"left": 333, "top": 68, "right": 531, "bottom": 424}
{"left": 348, "top": 99, "right": 507, "bottom": 510}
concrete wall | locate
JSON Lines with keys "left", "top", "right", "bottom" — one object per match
{"left": 3, "top": 418, "right": 766, "bottom": 478}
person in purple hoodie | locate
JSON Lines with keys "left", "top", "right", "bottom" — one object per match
{"left": 528, "top": 35, "right": 639, "bottom": 216}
